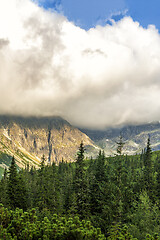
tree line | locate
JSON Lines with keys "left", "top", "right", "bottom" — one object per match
{"left": 0, "top": 138, "right": 160, "bottom": 239}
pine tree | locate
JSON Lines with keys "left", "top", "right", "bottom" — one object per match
{"left": 143, "top": 137, "right": 153, "bottom": 194}
{"left": 7, "top": 156, "right": 19, "bottom": 208}
{"left": 35, "top": 155, "right": 47, "bottom": 210}
{"left": 40, "top": 154, "right": 45, "bottom": 172}
{"left": 90, "top": 150, "right": 107, "bottom": 214}
{"left": 114, "top": 135, "right": 125, "bottom": 223}
{"left": 116, "top": 135, "right": 125, "bottom": 155}
{"left": 95, "top": 150, "right": 106, "bottom": 182}
{"left": 16, "top": 171, "right": 28, "bottom": 210}
{"left": 74, "top": 142, "right": 89, "bottom": 218}
{"left": 7, "top": 156, "right": 28, "bottom": 209}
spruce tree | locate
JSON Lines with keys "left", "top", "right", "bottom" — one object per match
{"left": 116, "top": 135, "right": 125, "bottom": 156}
{"left": 7, "top": 156, "right": 28, "bottom": 209}
{"left": 35, "top": 155, "right": 47, "bottom": 210}
{"left": 74, "top": 142, "right": 89, "bottom": 218}
{"left": 143, "top": 137, "right": 153, "bottom": 194}
{"left": 90, "top": 150, "right": 107, "bottom": 215}
{"left": 114, "top": 135, "right": 125, "bottom": 223}
{"left": 7, "top": 156, "right": 19, "bottom": 209}
{"left": 144, "top": 137, "right": 152, "bottom": 169}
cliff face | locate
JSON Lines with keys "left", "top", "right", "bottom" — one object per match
{"left": 0, "top": 116, "right": 95, "bottom": 169}
{"left": 81, "top": 122, "right": 160, "bottom": 155}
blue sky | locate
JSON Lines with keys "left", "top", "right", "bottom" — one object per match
{"left": 36, "top": 0, "right": 160, "bottom": 30}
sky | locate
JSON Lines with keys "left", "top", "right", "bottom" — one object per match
{"left": 37, "top": 0, "right": 160, "bottom": 30}
{"left": 0, "top": 0, "right": 160, "bottom": 129}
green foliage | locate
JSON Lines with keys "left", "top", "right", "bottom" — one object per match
{"left": 143, "top": 137, "right": 154, "bottom": 195}
{"left": 116, "top": 135, "right": 125, "bottom": 155}
{"left": 128, "top": 191, "right": 160, "bottom": 240}
{"left": 0, "top": 205, "right": 105, "bottom": 240}
{"left": 6, "top": 156, "right": 28, "bottom": 210}
{"left": 1, "top": 141, "right": 160, "bottom": 239}
{"left": 108, "top": 224, "right": 137, "bottom": 239}
{"left": 74, "top": 142, "right": 89, "bottom": 218}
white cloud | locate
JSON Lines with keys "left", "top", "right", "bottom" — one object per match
{"left": 0, "top": 0, "right": 160, "bottom": 129}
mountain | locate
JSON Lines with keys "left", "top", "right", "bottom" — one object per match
{"left": 80, "top": 122, "right": 160, "bottom": 155}
{"left": 2, "top": 114, "right": 160, "bottom": 178}
{"left": 0, "top": 115, "right": 98, "bottom": 177}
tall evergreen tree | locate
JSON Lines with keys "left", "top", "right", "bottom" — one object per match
{"left": 7, "top": 156, "right": 28, "bottom": 209}
{"left": 35, "top": 155, "right": 47, "bottom": 210}
{"left": 114, "top": 135, "right": 126, "bottom": 223}
{"left": 74, "top": 142, "right": 89, "bottom": 218}
{"left": 144, "top": 137, "right": 152, "bottom": 169}
{"left": 7, "top": 156, "right": 19, "bottom": 209}
{"left": 116, "top": 135, "right": 125, "bottom": 156}
{"left": 143, "top": 137, "right": 153, "bottom": 195}
{"left": 90, "top": 150, "right": 107, "bottom": 214}
{"left": 95, "top": 150, "right": 106, "bottom": 182}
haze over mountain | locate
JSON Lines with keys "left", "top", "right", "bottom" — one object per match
{"left": 1, "top": 0, "right": 160, "bottom": 129}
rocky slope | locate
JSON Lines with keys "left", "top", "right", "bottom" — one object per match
{"left": 80, "top": 122, "right": 160, "bottom": 155}
{"left": 3, "top": 115, "right": 160, "bottom": 176}
{"left": 0, "top": 115, "right": 97, "bottom": 172}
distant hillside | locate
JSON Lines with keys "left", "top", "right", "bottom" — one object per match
{"left": 80, "top": 122, "right": 160, "bottom": 155}
{"left": 0, "top": 115, "right": 99, "bottom": 177}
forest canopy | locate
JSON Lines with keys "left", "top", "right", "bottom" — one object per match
{"left": 0, "top": 139, "right": 160, "bottom": 239}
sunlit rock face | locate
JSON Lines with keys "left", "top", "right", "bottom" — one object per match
{"left": 0, "top": 115, "right": 95, "bottom": 168}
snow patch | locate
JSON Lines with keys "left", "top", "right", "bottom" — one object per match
{"left": 3, "top": 129, "right": 11, "bottom": 141}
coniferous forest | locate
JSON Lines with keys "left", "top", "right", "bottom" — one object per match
{"left": 1, "top": 139, "right": 160, "bottom": 239}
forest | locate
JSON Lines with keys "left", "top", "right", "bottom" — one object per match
{"left": 0, "top": 138, "right": 160, "bottom": 239}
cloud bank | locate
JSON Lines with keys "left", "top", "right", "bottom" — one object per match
{"left": 0, "top": 0, "right": 160, "bottom": 129}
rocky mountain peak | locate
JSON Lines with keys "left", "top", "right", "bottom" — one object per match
{"left": 0, "top": 115, "right": 97, "bottom": 171}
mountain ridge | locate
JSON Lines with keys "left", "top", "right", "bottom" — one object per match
{"left": 0, "top": 115, "right": 98, "bottom": 176}
{"left": 2, "top": 115, "right": 160, "bottom": 178}
{"left": 80, "top": 122, "right": 160, "bottom": 155}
